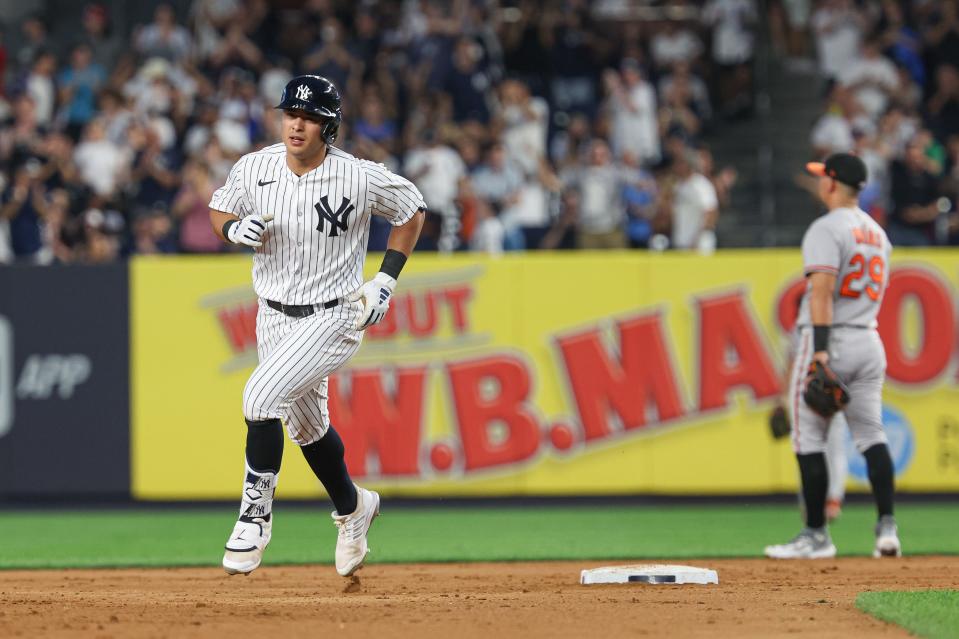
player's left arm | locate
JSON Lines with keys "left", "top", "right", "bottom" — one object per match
{"left": 350, "top": 162, "right": 428, "bottom": 330}
{"left": 350, "top": 207, "right": 425, "bottom": 330}
{"left": 801, "top": 219, "right": 841, "bottom": 366}
{"left": 808, "top": 272, "right": 836, "bottom": 364}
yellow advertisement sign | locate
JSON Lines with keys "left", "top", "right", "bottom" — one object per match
{"left": 131, "top": 251, "right": 959, "bottom": 499}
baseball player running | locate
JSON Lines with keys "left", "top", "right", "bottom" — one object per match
{"left": 765, "top": 153, "right": 901, "bottom": 559}
{"left": 208, "top": 75, "right": 426, "bottom": 577}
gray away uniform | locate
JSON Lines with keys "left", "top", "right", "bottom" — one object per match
{"left": 791, "top": 207, "right": 891, "bottom": 455}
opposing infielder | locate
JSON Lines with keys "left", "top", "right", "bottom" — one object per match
{"left": 765, "top": 153, "right": 900, "bottom": 559}
{"left": 208, "top": 75, "right": 425, "bottom": 577}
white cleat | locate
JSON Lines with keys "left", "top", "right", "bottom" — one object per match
{"left": 223, "top": 517, "right": 272, "bottom": 575}
{"left": 765, "top": 528, "right": 837, "bottom": 559}
{"left": 873, "top": 516, "right": 902, "bottom": 558}
{"left": 332, "top": 485, "right": 380, "bottom": 577}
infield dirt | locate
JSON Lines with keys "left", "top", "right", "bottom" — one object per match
{"left": 2, "top": 557, "right": 956, "bottom": 638}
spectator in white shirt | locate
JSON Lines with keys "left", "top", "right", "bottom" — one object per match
{"left": 651, "top": 21, "right": 703, "bottom": 71}
{"left": 604, "top": 59, "right": 661, "bottom": 167}
{"left": 496, "top": 79, "right": 549, "bottom": 177}
{"left": 810, "top": 0, "right": 865, "bottom": 79}
{"left": 25, "top": 51, "right": 57, "bottom": 126}
{"left": 839, "top": 37, "right": 900, "bottom": 119}
{"left": 669, "top": 152, "right": 719, "bottom": 250}
{"left": 73, "top": 119, "right": 129, "bottom": 199}
{"left": 405, "top": 129, "right": 467, "bottom": 251}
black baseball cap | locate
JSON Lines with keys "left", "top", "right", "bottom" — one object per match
{"left": 806, "top": 153, "right": 867, "bottom": 190}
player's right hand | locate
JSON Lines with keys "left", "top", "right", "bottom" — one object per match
{"left": 227, "top": 213, "right": 274, "bottom": 248}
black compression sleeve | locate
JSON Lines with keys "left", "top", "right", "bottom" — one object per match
{"left": 379, "top": 248, "right": 408, "bottom": 279}
{"left": 813, "top": 325, "right": 830, "bottom": 352}
{"left": 222, "top": 219, "right": 238, "bottom": 242}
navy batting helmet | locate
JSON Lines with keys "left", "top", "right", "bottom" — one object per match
{"left": 275, "top": 75, "right": 342, "bottom": 145}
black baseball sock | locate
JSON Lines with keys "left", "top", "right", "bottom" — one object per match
{"left": 863, "top": 443, "right": 895, "bottom": 519}
{"left": 797, "top": 452, "right": 829, "bottom": 529}
{"left": 301, "top": 426, "right": 358, "bottom": 515}
{"left": 245, "top": 418, "right": 284, "bottom": 474}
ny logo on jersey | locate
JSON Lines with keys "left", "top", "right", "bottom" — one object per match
{"left": 296, "top": 84, "right": 312, "bottom": 101}
{"left": 315, "top": 195, "right": 354, "bottom": 237}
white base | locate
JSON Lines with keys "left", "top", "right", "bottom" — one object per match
{"left": 580, "top": 564, "right": 718, "bottom": 585}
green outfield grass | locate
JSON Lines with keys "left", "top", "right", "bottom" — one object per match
{"left": 2, "top": 502, "right": 957, "bottom": 569}
{"left": 857, "top": 590, "right": 959, "bottom": 639}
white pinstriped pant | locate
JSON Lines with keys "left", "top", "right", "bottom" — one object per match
{"left": 242, "top": 298, "right": 363, "bottom": 445}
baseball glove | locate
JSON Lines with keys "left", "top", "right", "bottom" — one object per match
{"left": 803, "top": 361, "right": 851, "bottom": 418}
{"left": 769, "top": 405, "right": 790, "bottom": 439}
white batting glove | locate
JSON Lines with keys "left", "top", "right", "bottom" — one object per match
{"left": 348, "top": 272, "right": 397, "bottom": 330}
{"left": 227, "top": 212, "right": 274, "bottom": 248}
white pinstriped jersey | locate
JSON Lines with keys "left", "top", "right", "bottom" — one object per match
{"left": 210, "top": 143, "right": 426, "bottom": 305}
{"left": 797, "top": 207, "right": 891, "bottom": 329}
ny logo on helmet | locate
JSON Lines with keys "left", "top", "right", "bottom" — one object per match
{"left": 296, "top": 84, "right": 312, "bottom": 101}
{"left": 315, "top": 195, "right": 354, "bottom": 238}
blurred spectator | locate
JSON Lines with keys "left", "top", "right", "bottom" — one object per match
{"left": 550, "top": 112, "right": 592, "bottom": 170}
{"left": 444, "top": 38, "right": 493, "bottom": 124}
{"left": 923, "top": 0, "right": 959, "bottom": 72}
{"left": 354, "top": 93, "right": 398, "bottom": 155}
{"left": 888, "top": 138, "right": 941, "bottom": 246}
{"left": 810, "top": 84, "right": 858, "bottom": 157}
{"left": 562, "top": 139, "right": 633, "bottom": 249}
{"left": 405, "top": 129, "right": 466, "bottom": 251}
{"left": 543, "top": 8, "right": 599, "bottom": 116}
{"left": 810, "top": 0, "right": 865, "bottom": 80}
{"left": 135, "top": 4, "right": 192, "bottom": 63}
{"left": 73, "top": 119, "right": 129, "bottom": 198}
{"left": 15, "top": 14, "right": 49, "bottom": 70}
{"left": 58, "top": 44, "right": 107, "bottom": 139}
{"left": 839, "top": 37, "right": 899, "bottom": 119}
{"left": 604, "top": 60, "right": 660, "bottom": 167}
{"left": 173, "top": 159, "right": 220, "bottom": 252}
{"left": 650, "top": 20, "right": 703, "bottom": 71}
{"left": 926, "top": 64, "right": 959, "bottom": 143}
{"left": 667, "top": 151, "right": 719, "bottom": 251}
{"left": 0, "top": 161, "right": 49, "bottom": 263}
{"left": 26, "top": 51, "right": 57, "bottom": 126}
{"left": 131, "top": 204, "right": 176, "bottom": 255}
{"left": 80, "top": 207, "right": 125, "bottom": 262}
{"left": 496, "top": 79, "right": 548, "bottom": 178}
{"left": 702, "top": 0, "right": 757, "bottom": 117}
{"left": 77, "top": 3, "right": 122, "bottom": 71}
{"left": 658, "top": 61, "right": 712, "bottom": 127}
{"left": 302, "top": 18, "right": 359, "bottom": 97}
{"left": 471, "top": 143, "right": 523, "bottom": 222}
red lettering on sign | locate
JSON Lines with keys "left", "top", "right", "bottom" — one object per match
{"left": 447, "top": 356, "right": 540, "bottom": 471}
{"left": 557, "top": 313, "right": 684, "bottom": 441}
{"left": 878, "top": 267, "right": 955, "bottom": 384}
{"left": 698, "top": 292, "right": 781, "bottom": 411}
{"left": 776, "top": 278, "right": 807, "bottom": 334}
{"left": 443, "top": 285, "right": 472, "bottom": 333}
{"left": 405, "top": 291, "right": 437, "bottom": 337}
{"left": 217, "top": 303, "right": 258, "bottom": 353}
{"left": 330, "top": 367, "right": 427, "bottom": 477}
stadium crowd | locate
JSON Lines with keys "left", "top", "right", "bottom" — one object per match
{"left": 789, "top": 0, "right": 959, "bottom": 245}
{"left": 0, "top": 0, "right": 752, "bottom": 263}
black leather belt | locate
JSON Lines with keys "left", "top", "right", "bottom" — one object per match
{"left": 266, "top": 298, "right": 340, "bottom": 318}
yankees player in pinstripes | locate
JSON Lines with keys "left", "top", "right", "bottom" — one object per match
{"left": 208, "top": 75, "right": 425, "bottom": 577}
{"left": 765, "top": 153, "right": 901, "bottom": 560}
